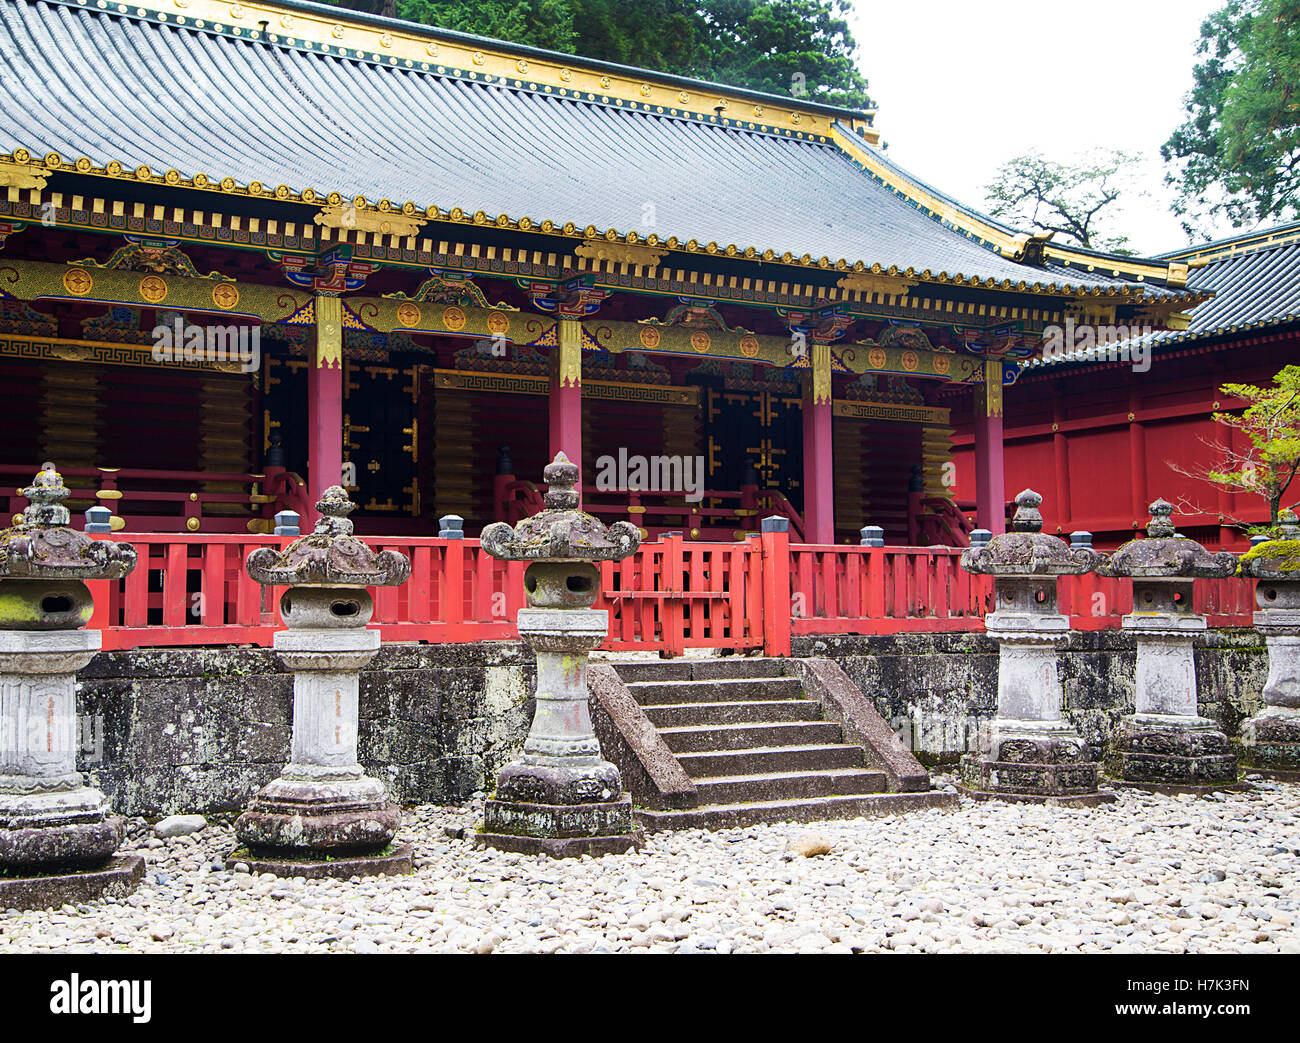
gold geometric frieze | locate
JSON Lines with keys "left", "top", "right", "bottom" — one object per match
{"left": 831, "top": 399, "right": 949, "bottom": 425}
{"left": 433, "top": 368, "right": 699, "bottom": 405}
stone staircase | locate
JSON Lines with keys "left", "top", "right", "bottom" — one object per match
{"left": 590, "top": 657, "right": 955, "bottom": 830}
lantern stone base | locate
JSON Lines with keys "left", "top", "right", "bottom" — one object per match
{"left": 224, "top": 844, "right": 413, "bottom": 879}
{"left": 496, "top": 759, "right": 624, "bottom": 806}
{"left": 958, "top": 757, "right": 1112, "bottom": 803}
{"left": 0, "top": 790, "right": 125, "bottom": 870}
{"left": 234, "top": 776, "right": 403, "bottom": 854}
{"left": 0, "top": 854, "right": 144, "bottom": 912}
{"left": 1241, "top": 708, "right": 1300, "bottom": 780}
{"left": 959, "top": 721, "right": 1110, "bottom": 803}
{"left": 477, "top": 794, "right": 643, "bottom": 857}
{"left": 1105, "top": 714, "right": 1239, "bottom": 789}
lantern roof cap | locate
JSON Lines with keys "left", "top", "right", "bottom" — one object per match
{"left": 481, "top": 453, "right": 641, "bottom": 563}
{"left": 961, "top": 489, "right": 1100, "bottom": 577}
{"left": 0, "top": 464, "right": 136, "bottom": 581}
{"left": 245, "top": 485, "right": 411, "bottom": 588}
{"left": 1099, "top": 498, "right": 1237, "bottom": 579}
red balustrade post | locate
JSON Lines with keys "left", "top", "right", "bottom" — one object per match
{"left": 662, "top": 532, "right": 686, "bottom": 657}
{"left": 760, "top": 521, "right": 792, "bottom": 656}
{"left": 202, "top": 542, "right": 226, "bottom": 626}
{"left": 865, "top": 546, "right": 886, "bottom": 620}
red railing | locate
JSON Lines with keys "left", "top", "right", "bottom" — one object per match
{"left": 790, "top": 545, "right": 986, "bottom": 635}
{"left": 3, "top": 464, "right": 312, "bottom": 534}
{"left": 86, "top": 532, "right": 767, "bottom": 654}
{"left": 497, "top": 478, "right": 805, "bottom": 542}
{"left": 789, "top": 543, "right": 1256, "bottom": 639}
{"left": 85, "top": 531, "right": 1257, "bottom": 655}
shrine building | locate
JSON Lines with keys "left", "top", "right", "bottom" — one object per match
{"left": 965, "top": 221, "right": 1300, "bottom": 551}
{"left": 0, "top": 0, "right": 1203, "bottom": 548}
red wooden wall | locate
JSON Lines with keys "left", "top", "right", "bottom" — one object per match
{"left": 946, "top": 333, "right": 1299, "bottom": 549}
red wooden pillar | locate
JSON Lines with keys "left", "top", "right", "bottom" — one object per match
{"left": 802, "top": 343, "right": 835, "bottom": 545}
{"left": 549, "top": 318, "right": 583, "bottom": 503}
{"left": 308, "top": 293, "right": 344, "bottom": 516}
{"left": 973, "top": 359, "right": 1005, "bottom": 535}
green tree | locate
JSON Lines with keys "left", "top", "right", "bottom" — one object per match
{"left": 396, "top": 0, "right": 578, "bottom": 53}
{"left": 1206, "top": 366, "right": 1300, "bottom": 530}
{"left": 386, "top": 1, "right": 871, "bottom": 108}
{"left": 1163, "top": 0, "right": 1300, "bottom": 237}
{"left": 328, "top": 0, "right": 399, "bottom": 18}
{"left": 983, "top": 150, "right": 1141, "bottom": 254}
{"left": 702, "top": 0, "right": 870, "bottom": 108}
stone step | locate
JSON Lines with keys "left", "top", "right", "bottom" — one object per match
{"left": 693, "top": 768, "right": 887, "bottom": 804}
{"left": 677, "top": 743, "right": 868, "bottom": 777}
{"left": 626, "top": 677, "right": 804, "bottom": 705}
{"left": 610, "top": 661, "right": 693, "bottom": 682}
{"left": 635, "top": 791, "right": 958, "bottom": 831}
{"left": 689, "top": 659, "right": 789, "bottom": 680}
{"left": 644, "top": 700, "right": 822, "bottom": 729}
{"left": 658, "top": 720, "right": 843, "bottom": 753}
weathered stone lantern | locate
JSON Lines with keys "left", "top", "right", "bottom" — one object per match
{"left": 958, "top": 489, "right": 1111, "bottom": 803}
{"left": 477, "top": 451, "right": 643, "bottom": 856}
{"left": 1098, "top": 498, "right": 1240, "bottom": 792}
{"left": 1238, "top": 509, "right": 1300, "bottom": 779}
{"left": 0, "top": 464, "right": 141, "bottom": 909}
{"left": 232, "top": 485, "right": 413, "bottom": 877}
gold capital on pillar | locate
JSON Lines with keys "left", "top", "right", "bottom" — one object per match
{"left": 811, "top": 342, "right": 832, "bottom": 405}
{"left": 554, "top": 317, "right": 582, "bottom": 388}
{"left": 315, "top": 293, "right": 343, "bottom": 368}
{"left": 981, "top": 358, "right": 1003, "bottom": 418}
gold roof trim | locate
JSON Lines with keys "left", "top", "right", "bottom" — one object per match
{"left": 830, "top": 124, "right": 1190, "bottom": 290}
{"left": 1165, "top": 225, "right": 1300, "bottom": 266}
{"left": 5, "top": 148, "right": 1200, "bottom": 305}
{"left": 314, "top": 203, "right": 424, "bottom": 238}
{"left": 99, "top": 0, "right": 873, "bottom": 139}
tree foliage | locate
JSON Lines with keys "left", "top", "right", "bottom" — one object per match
{"left": 378, "top": 1, "right": 871, "bottom": 108}
{"left": 1162, "top": 0, "right": 1300, "bottom": 237}
{"left": 1206, "top": 366, "right": 1300, "bottom": 530}
{"left": 983, "top": 150, "right": 1141, "bottom": 254}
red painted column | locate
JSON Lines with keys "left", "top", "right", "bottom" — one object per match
{"left": 308, "top": 293, "right": 344, "bottom": 516}
{"left": 549, "top": 318, "right": 583, "bottom": 501}
{"left": 802, "top": 343, "right": 835, "bottom": 545}
{"left": 973, "top": 359, "right": 1006, "bottom": 535}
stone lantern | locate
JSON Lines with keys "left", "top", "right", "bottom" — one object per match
{"left": 1238, "top": 509, "right": 1300, "bottom": 780}
{"left": 232, "top": 485, "right": 413, "bottom": 877}
{"left": 1098, "top": 498, "right": 1240, "bottom": 792}
{"left": 958, "top": 489, "right": 1111, "bottom": 803}
{"left": 477, "top": 451, "right": 643, "bottom": 856}
{"left": 0, "top": 464, "right": 140, "bottom": 909}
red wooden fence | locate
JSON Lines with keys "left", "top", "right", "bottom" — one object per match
{"left": 85, "top": 531, "right": 1256, "bottom": 655}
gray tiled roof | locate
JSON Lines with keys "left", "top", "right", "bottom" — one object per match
{"left": 0, "top": 0, "right": 1185, "bottom": 301}
{"left": 1176, "top": 226, "right": 1300, "bottom": 337}
{"left": 1025, "top": 223, "right": 1300, "bottom": 370}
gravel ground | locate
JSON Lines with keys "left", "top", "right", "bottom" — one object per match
{"left": 2, "top": 777, "right": 1298, "bottom": 954}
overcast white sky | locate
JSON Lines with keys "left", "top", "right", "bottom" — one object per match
{"left": 846, "top": 0, "right": 1236, "bottom": 255}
